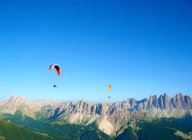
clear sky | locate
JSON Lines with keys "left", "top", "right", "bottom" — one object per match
{"left": 0, "top": 0, "right": 192, "bottom": 101}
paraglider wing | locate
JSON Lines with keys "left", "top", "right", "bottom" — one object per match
{"left": 49, "top": 64, "right": 61, "bottom": 76}
{"left": 107, "top": 84, "right": 112, "bottom": 90}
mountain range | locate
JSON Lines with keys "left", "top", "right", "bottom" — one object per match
{"left": 0, "top": 93, "right": 191, "bottom": 137}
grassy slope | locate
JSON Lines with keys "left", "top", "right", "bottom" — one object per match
{"left": 0, "top": 120, "right": 55, "bottom": 140}
{"left": 137, "top": 118, "right": 192, "bottom": 140}
{"left": 114, "top": 117, "right": 192, "bottom": 140}
{"left": 115, "top": 127, "right": 139, "bottom": 140}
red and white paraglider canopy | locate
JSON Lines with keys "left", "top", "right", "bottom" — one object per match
{"left": 49, "top": 64, "right": 61, "bottom": 76}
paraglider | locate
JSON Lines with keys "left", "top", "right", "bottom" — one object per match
{"left": 49, "top": 64, "right": 61, "bottom": 88}
{"left": 107, "top": 84, "right": 112, "bottom": 99}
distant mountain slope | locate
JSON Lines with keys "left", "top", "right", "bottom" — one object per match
{"left": 3, "top": 116, "right": 111, "bottom": 140}
{"left": 137, "top": 118, "right": 192, "bottom": 140}
{"left": 0, "top": 96, "right": 38, "bottom": 118}
{"left": 0, "top": 120, "right": 55, "bottom": 140}
{"left": 0, "top": 93, "right": 191, "bottom": 136}
{"left": 2, "top": 115, "right": 192, "bottom": 140}
{"left": 115, "top": 117, "right": 192, "bottom": 140}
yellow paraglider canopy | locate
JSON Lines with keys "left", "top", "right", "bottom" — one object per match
{"left": 107, "top": 84, "right": 112, "bottom": 90}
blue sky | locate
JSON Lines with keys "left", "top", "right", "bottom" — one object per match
{"left": 0, "top": 0, "right": 192, "bottom": 101}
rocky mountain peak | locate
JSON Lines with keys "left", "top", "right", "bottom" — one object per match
{"left": 0, "top": 95, "right": 37, "bottom": 118}
{"left": 7, "top": 95, "right": 27, "bottom": 106}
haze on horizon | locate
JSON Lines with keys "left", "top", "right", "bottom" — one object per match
{"left": 0, "top": 0, "right": 192, "bottom": 101}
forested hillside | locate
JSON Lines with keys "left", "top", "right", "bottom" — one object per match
{"left": 0, "top": 120, "right": 54, "bottom": 140}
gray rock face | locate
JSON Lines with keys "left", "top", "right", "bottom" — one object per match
{"left": 0, "top": 93, "right": 191, "bottom": 135}
{"left": 171, "top": 93, "right": 192, "bottom": 109}
{"left": 0, "top": 95, "right": 38, "bottom": 118}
